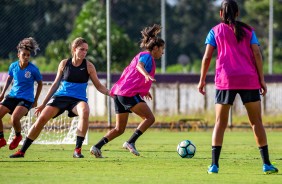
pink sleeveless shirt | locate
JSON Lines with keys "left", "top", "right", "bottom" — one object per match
{"left": 212, "top": 23, "right": 261, "bottom": 90}
{"left": 110, "top": 51, "right": 156, "bottom": 97}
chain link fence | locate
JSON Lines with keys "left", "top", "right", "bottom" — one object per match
{"left": 0, "top": 0, "right": 282, "bottom": 119}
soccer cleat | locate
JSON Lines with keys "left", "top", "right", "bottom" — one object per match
{"left": 90, "top": 146, "right": 103, "bottom": 158}
{"left": 122, "top": 142, "right": 140, "bottom": 156}
{"left": 9, "top": 135, "right": 22, "bottom": 150}
{"left": 9, "top": 150, "right": 25, "bottom": 158}
{"left": 263, "top": 164, "right": 278, "bottom": 174}
{"left": 0, "top": 138, "right": 7, "bottom": 148}
{"left": 207, "top": 165, "right": 219, "bottom": 174}
{"left": 73, "top": 148, "right": 84, "bottom": 158}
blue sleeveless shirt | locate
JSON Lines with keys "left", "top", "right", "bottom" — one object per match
{"left": 54, "top": 58, "right": 89, "bottom": 102}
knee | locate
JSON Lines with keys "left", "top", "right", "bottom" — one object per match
{"left": 147, "top": 115, "right": 155, "bottom": 124}
{"left": 79, "top": 108, "right": 90, "bottom": 120}
{"left": 36, "top": 115, "right": 50, "bottom": 126}
{"left": 114, "top": 127, "right": 125, "bottom": 135}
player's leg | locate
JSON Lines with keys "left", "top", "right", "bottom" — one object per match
{"left": 10, "top": 106, "right": 59, "bottom": 158}
{"left": 8, "top": 105, "right": 29, "bottom": 150}
{"left": 245, "top": 101, "right": 266, "bottom": 146}
{"left": 208, "top": 103, "right": 230, "bottom": 174}
{"left": 245, "top": 100, "right": 278, "bottom": 174}
{"left": 71, "top": 101, "right": 89, "bottom": 158}
{"left": 90, "top": 113, "right": 129, "bottom": 158}
{"left": 0, "top": 105, "right": 10, "bottom": 148}
{"left": 106, "top": 113, "right": 129, "bottom": 141}
{"left": 208, "top": 89, "right": 235, "bottom": 174}
{"left": 122, "top": 102, "right": 155, "bottom": 156}
{"left": 90, "top": 95, "right": 129, "bottom": 158}
{"left": 131, "top": 102, "right": 155, "bottom": 137}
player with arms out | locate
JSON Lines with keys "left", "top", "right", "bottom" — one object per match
{"left": 90, "top": 24, "right": 165, "bottom": 158}
{"left": 10, "top": 37, "right": 109, "bottom": 158}
{"left": 198, "top": 0, "right": 278, "bottom": 174}
{"left": 0, "top": 37, "right": 42, "bottom": 151}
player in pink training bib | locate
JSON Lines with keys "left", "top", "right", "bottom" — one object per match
{"left": 90, "top": 24, "right": 165, "bottom": 158}
{"left": 198, "top": 0, "right": 278, "bottom": 175}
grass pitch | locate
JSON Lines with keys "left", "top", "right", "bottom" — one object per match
{"left": 0, "top": 130, "right": 281, "bottom": 184}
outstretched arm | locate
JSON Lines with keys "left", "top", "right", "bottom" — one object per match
{"left": 136, "top": 61, "right": 156, "bottom": 83}
{"left": 34, "top": 60, "right": 66, "bottom": 115}
{"left": 0, "top": 75, "right": 13, "bottom": 101}
{"left": 88, "top": 61, "right": 109, "bottom": 96}
{"left": 32, "top": 80, "right": 43, "bottom": 108}
{"left": 251, "top": 44, "right": 267, "bottom": 96}
{"left": 198, "top": 44, "right": 214, "bottom": 95}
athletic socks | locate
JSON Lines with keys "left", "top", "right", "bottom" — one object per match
{"left": 15, "top": 132, "right": 21, "bottom": 137}
{"left": 0, "top": 131, "right": 4, "bottom": 138}
{"left": 127, "top": 129, "right": 143, "bottom": 144}
{"left": 211, "top": 146, "right": 222, "bottom": 167}
{"left": 95, "top": 137, "right": 109, "bottom": 149}
{"left": 259, "top": 145, "right": 271, "bottom": 165}
{"left": 20, "top": 138, "right": 34, "bottom": 153}
{"left": 75, "top": 136, "right": 85, "bottom": 149}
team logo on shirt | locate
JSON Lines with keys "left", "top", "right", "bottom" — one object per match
{"left": 25, "top": 71, "right": 31, "bottom": 78}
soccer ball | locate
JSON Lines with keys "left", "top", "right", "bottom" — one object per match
{"left": 177, "top": 140, "right": 196, "bottom": 158}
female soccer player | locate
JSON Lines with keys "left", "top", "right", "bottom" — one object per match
{"left": 0, "top": 37, "right": 42, "bottom": 151}
{"left": 198, "top": 0, "right": 278, "bottom": 174}
{"left": 10, "top": 37, "right": 109, "bottom": 158}
{"left": 90, "top": 24, "right": 165, "bottom": 158}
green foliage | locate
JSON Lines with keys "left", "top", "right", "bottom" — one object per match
{"left": 68, "top": 0, "right": 135, "bottom": 71}
{"left": 162, "top": 64, "right": 191, "bottom": 73}
{"left": 0, "top": 58, "right": 12, "bottom": 71}
{"left": 45, "top": 40, "right": 70, "bottom": 63}
{"left": 1, "top": 0, "right": 282, "bottom": 73}
{"left": 33, "top": 56, "right": 59, "bottom": 72}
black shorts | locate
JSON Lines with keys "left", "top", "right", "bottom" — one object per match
{"left": 47, "top": 96, "right": 86, "bottom": 118}
{"left": 215, "top": 89, "right": 261, "bottom": 105}
{"left": 0, "top": 96, "right": 33, "bottom": 115}
{"left": 114, "top": 95, "right": 145, "bottom": 114}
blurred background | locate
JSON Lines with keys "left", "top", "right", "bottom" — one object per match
{"left": 0, "top": 0, "right": 282, "bottom": 125}
{"left": 0, "top": 0, "right": 282, "bottom": 74}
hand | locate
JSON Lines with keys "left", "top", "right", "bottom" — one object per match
{"left": 260, "top": 81, "right": 267, "bottom": 96}
{"left": 144, "top": 92, "right": 153, "bottom": 100}
{"left": 197, "top": 81, "right": 206, "bottom": 95}
{"left": 145, "top": 75, "right": 156, "bottom": 83}
{"left": 34, "top": 104, "right": 45, "bottom": 117}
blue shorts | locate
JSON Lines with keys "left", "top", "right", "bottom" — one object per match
{"left": 215, "top": 89, "right": 261, "bottom": 105}
{"left": 47, "top": 96, "right": 86, "bottom": 118}
{"left": 114, "top": 95, "right": 145, "bottom": 113}
{"left": 0, "top": 96, "right": 33, "bottom": 115}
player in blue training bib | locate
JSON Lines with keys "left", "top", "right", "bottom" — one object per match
{"left": 10, "top": 37, "right": 109, "bottom": 159}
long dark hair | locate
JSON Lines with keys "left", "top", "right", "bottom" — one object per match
{"left": 140, "top": 24, "right": 165, "bottom": 51}
{"left": 221, "top": 0, "right": 252, "bottom": 42}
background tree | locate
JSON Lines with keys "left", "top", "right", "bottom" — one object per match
{"left": 1, "top": 0, "right": 282, "bottom": 73}
{"left": 68, "top": 0, "right": 135, "bottom": 72}
{"left": 0, "top": 0, "right": 84, "bottom": 60}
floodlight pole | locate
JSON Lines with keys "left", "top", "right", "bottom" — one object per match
{"left": 268, "top": 0, "right": 273, "bottom": 74}
{"left": 106, "top": 0, "right": 112, "bottom": 128}
{"left": 161, "top": 0, "right": 166, "bottom": 73}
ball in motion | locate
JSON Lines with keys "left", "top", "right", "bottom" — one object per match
{"left": 177, "top": 140, "right": 196, "bottom": 158}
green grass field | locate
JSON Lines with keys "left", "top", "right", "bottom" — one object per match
{"left": 0, "top": 130, "right": 281, "bottom": 184}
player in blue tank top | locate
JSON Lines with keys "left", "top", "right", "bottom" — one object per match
{"left": 10, "top": 37, "right": 110, "bottom": 159}
{"left": 0, "top": 37, "right": 43, "bottom": 150}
